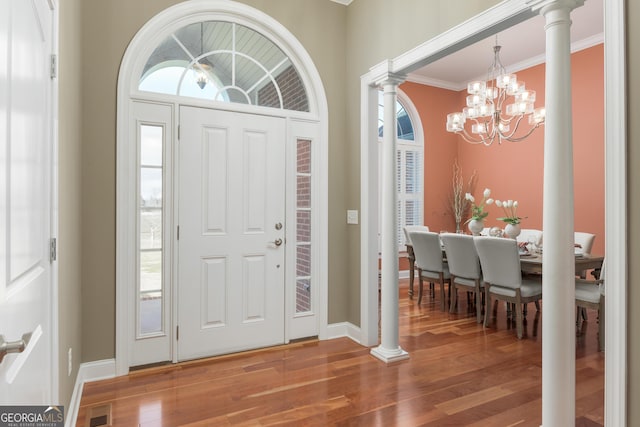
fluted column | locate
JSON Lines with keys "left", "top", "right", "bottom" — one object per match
{"left": 370, "top": 74, "right": 409, "bottom": 363}
{"left": 527, "top": 0, "right": 584, "bottom": 425}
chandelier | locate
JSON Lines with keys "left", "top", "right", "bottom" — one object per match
{"left": 446, "top": 38, "right": 545, "bottom": 145}
{"left": 192, "top": 22, "right": 213, "bottom": 89}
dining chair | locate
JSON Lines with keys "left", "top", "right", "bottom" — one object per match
{"left": 574, "top": 232, "right": 596, "bottom": 255}
{"left": 576, "top": 260, "right": 605, "bottom": 351}
{"left": 403, "top": 225, "right": 430, "bottom": 246}
{"left": 409, "top": 230, "right": 450, "bottom": 310}
{"left": 403, "top": 225, "right": 430, "bottom": 299}
{"left": 474, "top": 236, "right": 542, "bottom": 339}
{"left": 441, "top": 233, "right": 484, "bottom": 323}
{"left": 575, "top": 232, "right": 596, "bottom": 279}
{"left": 516, "top": 228, "right": 543, "bottom": 247}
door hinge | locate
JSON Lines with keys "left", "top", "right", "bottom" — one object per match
{"left": 176, "top": 326, "right": 179, "bottom": 340}
{"left": 50, "top": 54, "right": 57, "bottom": 79}
{"left": 177, "top": 225, "right": 180, "bottom": 240}
{"left": 49, "top": 238, "right": 57, "bottom": 262}
{"left": 177, "top": 125, "right": 180, "bottom": 141}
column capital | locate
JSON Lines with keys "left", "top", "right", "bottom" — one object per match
{"left": 369, "top": 59, "right": 406, "bottom": 88}
{"left": 376, "top": 72, "right": 406, "bottom": 89}
{"left": 526, "top": 0, "right": 585, "bottom": 14}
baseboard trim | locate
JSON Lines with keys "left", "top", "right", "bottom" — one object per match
{"left": 326, "top": 322, "right": 363, "bottom": 345}
{"left": 65, "top": 359, "right": 116, "bottom": 427}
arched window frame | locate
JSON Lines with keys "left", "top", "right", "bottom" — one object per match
{"left": 377, "top": 89, "right": 425, "bottom": 250}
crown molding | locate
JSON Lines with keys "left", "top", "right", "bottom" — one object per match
{"left": 330, "top": 0, "right": 353, "bottom": 5}
{"left": 409, "top": 32, "right": 604, "bottom": 92}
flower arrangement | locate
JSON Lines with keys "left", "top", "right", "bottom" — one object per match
{"left": 495, "top": 199, "right": 524, "bottom": 225}
{"left": 465, "top": 188, "right": 493, "bottom": 223}
{"left": 448, "top": 159, "right": 477, "bottom": 232}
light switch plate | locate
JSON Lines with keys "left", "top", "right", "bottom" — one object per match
{"left": 347, "top": 210, "right": 359, "bottom": 225}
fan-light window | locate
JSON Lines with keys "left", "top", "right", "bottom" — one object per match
{"left": 378, "top": 92, "right": 424, "bottom": 249}
{"left": 139, "top": 21, "right": 309, "bottom": 112}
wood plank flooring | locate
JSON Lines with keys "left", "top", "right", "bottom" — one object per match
{"left": 76, "top": 280, "right": 604, "bottom": 426}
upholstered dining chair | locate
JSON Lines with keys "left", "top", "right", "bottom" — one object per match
{"left": 516, "top": 228, "right": 543, "bottom": 247}
{"left": 403, "top": 225, "right": 430, "bottom": 246}
{"left": 409, "top": 230, "right": 450, "bottom": 310}
{"left": 441, "top": 233, "right": 484, "bottom": 323}
{"left": 403, "top": 225, "right": 430, "bottom": 299}
{"left": 575, "top": 232, "right": 596, "bottom": 279}
{"left": 474, "top": 236, "right": 542, "bottom": 339}
{"left": 576, "top": 260, "right": 605, "bottom": 351}
{"left": 574, "top": 231, "right": 596, "bottom": 255}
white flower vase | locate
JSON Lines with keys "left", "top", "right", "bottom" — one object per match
{"left": 468, "top": 219, "right": 484, "bottom": 236}
{"left": 504, "top": 223, "right": 521, "bottom": 239}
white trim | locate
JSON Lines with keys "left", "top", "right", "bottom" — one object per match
{"left": 329, "top": 0, "right": 353, "bottom": 5}
{"left": 49, "top": 0, "right": 60, "bottom": 405}
{"left": 360, "top": 78, "right": 379, "bottom": 347}
{"left": 404, "top": 74, "right": 461, "bottom": 91}
{"left": 361, "top": 0, "right": 625, "bottom": 422}
{"left": 326, "top": 322, "right": 362, "bottom": 344}
{"left": 65, "top": 359, "right": 116, "bottom": 427}
{"left": 603, "top": 0, "right": 626, "bottom": 424}
{"left": 117, "top": 0, "right": 329, "bottom": 375}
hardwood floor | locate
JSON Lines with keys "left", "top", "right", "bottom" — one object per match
{"left": 76, "top": 280, "right": 604, "bottom": 426}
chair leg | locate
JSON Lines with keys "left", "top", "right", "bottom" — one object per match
{"left": 439, "top": 276, "right": 446, "bottom": 311}
{"left": 535, "top": 300, "right": 540, "bottom": 311}
{"left": 475, "top": 283, "right": 482, "bottom": 323}
{"left": 515, "top": 295, "right": 524, "bottom": 339}
{"left": 418, "top": 275, "right": 424, "bottom": 305}
{"left": 449, "top": 282, "right": 457, "bottom": 313}
{"left": 598, "top": 297, "right": 605, "bottom": 352}
{"left": 484, "top": 287, "right": 491, "bottom": 327}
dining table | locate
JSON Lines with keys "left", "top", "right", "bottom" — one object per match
{"left": 519, "top": 252, "right": 604, "bottom": 276}
{"left": 405, "top": 243, "right": 604, "bottom": 299}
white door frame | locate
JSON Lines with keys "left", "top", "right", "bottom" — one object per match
{"left": 360, "top": 1, "right": 626, "bottom": 425}
{"left": 116, "top": 1, "right": 328, "bottom": 375}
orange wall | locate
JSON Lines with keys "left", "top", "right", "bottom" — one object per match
{"left": 400, "top": 43, "right": 604, "bottom": 255}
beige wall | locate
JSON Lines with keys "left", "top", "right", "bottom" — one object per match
{"left": 58, "top": 0, "right": 83, "bottom": 406}
{"left": 627, "top": 1, "right": 640, "bottom": 424}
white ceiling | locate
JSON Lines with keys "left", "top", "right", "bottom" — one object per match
{"left": 408, "top": 0, "right": 603, "bottom": 91}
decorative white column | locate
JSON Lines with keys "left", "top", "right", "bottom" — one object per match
{"left": 370, "top": 74, "right": 409, "bottom": 363}
{"left": 527, "top": 0, "right": 583, "bottom": 425}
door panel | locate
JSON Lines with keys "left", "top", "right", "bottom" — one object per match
{"left": 178, "top": 107, "right": 285, "bottom": 361}
{"left": 0, "top": 0, "right": 53, "bottom": 403}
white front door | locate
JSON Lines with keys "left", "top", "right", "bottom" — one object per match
{"left": 0, "top": 0, "right": 54, "bottom": 403}
{"left": 178, "top": 107, "right": 286, "bottom": 361}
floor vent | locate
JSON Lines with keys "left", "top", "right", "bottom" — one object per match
{"left": 85, "top": 404, "right": 112, "bottom": 427}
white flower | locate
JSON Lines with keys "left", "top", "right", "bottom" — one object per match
{"left": 495, "top": 200, "right": 503, "bottom": 207}
{"left": 483, "top": 188, "right": 491, "bottom": 198}
{"left": 465, "top": 193, "right": 474, "bottom": 202}
{"left": 507, "top": 200, "right": 514, "bottom": 208}
{"left": 486, "top": 198, "right": 494, "bottom": 205}
{"left": 513, "top": 200, "right": 519, "bottom": 208}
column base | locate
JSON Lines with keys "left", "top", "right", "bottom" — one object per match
{"left": 370, "top": 345, "right": 409, "bottom": 363}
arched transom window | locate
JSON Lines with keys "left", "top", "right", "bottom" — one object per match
{"left": 139, "top": 21, "right": 309, "bottom": 111}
